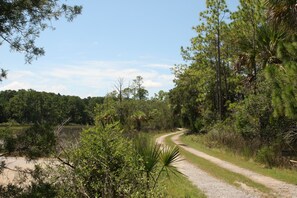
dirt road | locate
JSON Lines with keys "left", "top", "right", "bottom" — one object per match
{"left": 168, "top": 130, "right": 297, "bottom": 198}
{"left": 156, "top": 132, "right": 264, "bottom": 198}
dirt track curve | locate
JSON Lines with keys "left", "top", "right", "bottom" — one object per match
{"left": 156, "top": 130, "right": 297, "bottom": 198}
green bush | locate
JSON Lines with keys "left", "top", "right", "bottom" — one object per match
{"left": 256, "top": 146, "right": 277, "bottom": 168}
{"left": 54, "top": 123, "right": 151, "bottom": 197}
{"left": 205, "top": 121, "right": 247, "bottom": 152}
{"left": 17, "top": 124, "right": 56, "bottom": 159}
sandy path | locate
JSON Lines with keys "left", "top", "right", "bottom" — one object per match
{"left": 0, "top": 157, "right": 53, "bottom": 185}
{"left": 169, "top": 130, "right": 297, "bottom": 198}
{"left": 156, "top": 132, "right": 263, "bottom": 198}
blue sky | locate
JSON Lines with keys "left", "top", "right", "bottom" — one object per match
{"left": 0, "top": 0, "right": 239, "bottom": 98}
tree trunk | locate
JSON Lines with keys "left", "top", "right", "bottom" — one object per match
{"left": 217, "top": 19, "right": 223, "bottom": 119}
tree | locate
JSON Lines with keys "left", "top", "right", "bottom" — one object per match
{"left": 0, "top": 0, "right": 82, "bottom": 79}
{"left": 175, "top": 0, "right": 230, "bottom": 126}
{"left": 260, "top": 0, "right": 297, "bottom": 119}
{"left": 0, "top": 69, "right": 7, "bottom": 82}
{"left": 170, "top": 63, "right": 216, "bottom": 131}
{"left": 0, "top": 0, "right": 82, "bottom": 63}
{"left": 230, "top": 0, "right": 267, "bottom": 93}
{"left": 200, "top": 0, "right": 229, "bottom": 119}
{"left": 266, "top": 0, "right": 297, "bottom": 32}
{"left": 114, "top": 77, "right": 124, "bottom": 103}
{"left": 122, "top": 87, "right": 132, "bottom": 99}
{"left": 153, "top": 90, "right": 168, "bottom": 101}
{"left": 265, "top": 36, "right": 297, "bottom": 119}
{"left": 131, "top": 76, "right": 148, "bottom": 100}
{"left": 131, "top": 110, "right": 147, "bottom": 131}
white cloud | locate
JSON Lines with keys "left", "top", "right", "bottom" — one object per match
{"left": 146, "top": 63, "right": 172, "bottom": 69}
{"left": 159, "top": 74, "right": 174, "bottom": 81}
{"left": 0, "top": 59, "right": 175, "bottom": 98}
{"left": 6, "top": 70, "right": 35, "bottom": 80}
{"left": 143, "top": 80, "right": 162, "bottom": 88}
{"left": 0, "top": 81, "right": 31, "bottom": 91}
{"left": 37, "top": 84, "right": 68, "bottom": 94}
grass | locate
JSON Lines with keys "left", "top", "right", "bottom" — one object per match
{"left": 164, "top": 133, "right": 272, "bottom": 194}
{"left": 181, "top": 134, "right": 297, "bottom": 185}
{"left": 159, "top": 172, "right": 206, "bottom": 198}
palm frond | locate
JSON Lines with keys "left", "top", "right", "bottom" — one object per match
{"left": 160, "top": 146, "right": 181, "bottom": 167}
{"left": 134, "top": 135, "right": 161, "bottom": 173}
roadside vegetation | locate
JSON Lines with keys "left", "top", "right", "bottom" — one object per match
{"left": 151, "top": 133, "right": 207, "bottom": 198}
{"left": 164, "top": 134, "right": 271, "bottom": 194}
{"left": 169, "top": 0, "right": 297, "bottom": 168}
{"left": 181, "top": 134, "right": 297, "bottom": 185}
{"left": 159, "top": 172, "right": 206, "bottom": 198}
{"left": 1, "top": 0, "right": 297, "bottom": 197}
{"left": 0, "top": 78, "right": 179, "bottom": 197}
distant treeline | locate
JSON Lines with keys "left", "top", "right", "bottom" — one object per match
{"left": 0, "top": 89, "right": 104, "bottom": 125}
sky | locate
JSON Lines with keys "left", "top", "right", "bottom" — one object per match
{"left": 0, "top": 0, "right": 239, "bottom": 98}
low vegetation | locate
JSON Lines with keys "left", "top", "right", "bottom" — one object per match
{"left": 181, "top": 134, "right": 297, "bottom": 185}
{"left": 164, "top": 134, "right": 271, "bottom": 194}
{"left": 1, "top": 0, "right": 297, "bottom": 197}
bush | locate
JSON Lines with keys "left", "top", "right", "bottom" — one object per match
{"left": 205, "top": 121, "right": 247, "bottom": 153}
{"left": 256, "top": 146, "right": 277, "bottom": 168}
{"left": 53, "top": 123, "right": 151, "bottom": 197}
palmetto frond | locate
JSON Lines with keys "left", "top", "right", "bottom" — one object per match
{"left": 266, "top": 0, "right": 297, "bottom": 32}
{"left": 159, "top": 145, "right": 182, "bottom": 177}
{"left": 134, "top": 135, "right": 161, "bottom": 173}
{"left": 134, "top": 135, "right": 181, "bottom": 190}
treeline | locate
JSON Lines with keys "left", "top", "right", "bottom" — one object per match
{"left": 0, "top": 89, "right": 104, "bottom": 125}
{"left": 0, "top": 75, "right": 173, "bottom": 131}
{"left": 0, "top": 77, "right": 176, "bottom": 197}
{"left": 169, "top": 0, "right": 297, "bottom": 166}
{"left": 96, "top": 76, "right": 173, "bottom": 132}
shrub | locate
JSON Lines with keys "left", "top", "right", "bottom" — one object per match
{"left": 256, "top": 146, "right": 277, "bottom": 168}
{"left": 53, "top": 123, "right": 150, "bottom": 197}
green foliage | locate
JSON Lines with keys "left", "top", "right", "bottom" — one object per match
{"left": 169, "top": 0, "right": 297, "bottom": 168}
{"left": 95, "top": 89, "right": 173, "bottom": 132}
{"left": 170, "top": 64, "right": 217, "bottom": 131}
{"left": 54, "top": 123, "right": 150, "bottom": 197}
{"left": 0, "top": 127, "right": 15, "bottom": 153}
{"left": 1, "top": 124, "right": 56, "bottom": 159}
{"left": 205, "top": 121, "right": 247, "bottom": 151}
{"left": 131, "top": 110, "right": 147, "bottom": 131}
{"left": 0, "top": 69, "right": 7, "bottom": 82}
{"left": 266, "top": 36, "right": 297, "bottom": 119}
{"left": 134, "top": 134, "right": 181, "bottom": 190}
{"left": 171, "top": 0, "right": 234, "bottom": 129}
{"left": 131, "top": 76, "right": 149, "bottom": 100}
{"left": 266, "top": 0, "right": 297, "bottom": 33}
{"left": 18, "top": 124, "right": 56, "bottom": 159}
{"left": 0, "top": 89, "right": 104, "bottom": 125}
{"left": 256, "top": 146, "right": 277, "bottom": 168}
{"left": 0, "top": 0, "right": 82, "bottom": 63}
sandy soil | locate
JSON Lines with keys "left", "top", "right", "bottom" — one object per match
{"left": 0, "top": 157, "right": 52, "bottom": 185}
